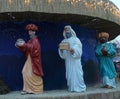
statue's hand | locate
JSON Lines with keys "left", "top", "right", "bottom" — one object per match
{"left": 70, "top": 48, "right": 75, "bottom": 55}
{"left": 15, "top": 38, "right": 25, "bottom": 47}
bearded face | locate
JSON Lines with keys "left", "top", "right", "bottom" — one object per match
{"left": 99, "top": 37, "right": 108, "bottom": 44}
{"left": 64, "top": 26, "right": 72, "bottom": 38}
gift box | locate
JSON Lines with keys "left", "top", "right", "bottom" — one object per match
{"left": 16, "top": 38, "right": 25, "bottom": 43}
{"left": 59, "top": 42, "right": 70, "bottom": 50}
{"left": 15, "top": 38, "right": 25, "bottom": 46}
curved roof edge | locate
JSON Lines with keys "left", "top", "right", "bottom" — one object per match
{"left": 0, "top": 0, "right": 120, "bottom": 25}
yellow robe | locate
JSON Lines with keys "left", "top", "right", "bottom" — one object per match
{"left": 22, "top": 54, "right": 43, "bottom": 94}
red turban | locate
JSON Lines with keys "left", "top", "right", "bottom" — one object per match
{"left": 25, "top": 24, "right": 38, "bottom": 31}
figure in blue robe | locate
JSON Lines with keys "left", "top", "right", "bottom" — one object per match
{"left": 95, "top": 32, "right": 117, "bottom": 88}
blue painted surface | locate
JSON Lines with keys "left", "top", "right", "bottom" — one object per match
{"left": 0, "top": 21, "right": 99, "bottom": 91}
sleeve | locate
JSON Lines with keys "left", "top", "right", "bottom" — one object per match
{"left": 18, "top": 44, "right": 27, "bottom": 55}
{"left": 58, "top": 49, "right": 67, "bottom": 59}
{"left": 71, "top": 38, "right": 82, "bottom": 59}
{"left": 107, "top": 44, "right": 116, "bottom": 58}
{"left": 95, "top": 45, "right": 103, "bottom": 57}
{"left": 18, "top": 41, "right": 33, "bottom": 55}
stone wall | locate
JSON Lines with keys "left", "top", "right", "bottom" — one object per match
{"left": 0, "top": 0, "right": 120, "bottom": 25}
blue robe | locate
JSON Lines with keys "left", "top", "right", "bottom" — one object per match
{"left": 95, "top": 43, "right": 117, "bottom": 79}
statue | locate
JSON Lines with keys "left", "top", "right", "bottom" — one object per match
{"left": 15, "top": 24, "right": 44, "bottom": 94}
{"left": 95, "top": 32, "right": 117, "bottom": 89}
{"left": 58, "top": 25, "right": 86, "bottom": 92}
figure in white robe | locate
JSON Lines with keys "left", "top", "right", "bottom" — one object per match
{"left": 108, "top": 35, "right": 120, "bottom": 79}
{"left": 58, "top": 25, "right": 86, "bottom": 92}
{"left": 108, "top": 35, "right": 120, "bottom": 49}
{"left": 108, "top": 35, "right": 120, "bottom": 62}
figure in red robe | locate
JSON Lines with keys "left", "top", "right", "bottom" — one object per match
{"left": 15, "top": 24, "right": 44, "bottom": 95}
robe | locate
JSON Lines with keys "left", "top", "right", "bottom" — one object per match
{"left": 109, "top": 35, "right": 120, "bottom": 48}
{"left": 19, "top": 36, "right": 43, "bottom": 93}
{"left": 108, "top": 35, "right": 120, "bottom": 63}
{"left": 58, "top": 37, "right": 86, "bottom": 92}
{"left": 95, "top": 43, "right": 117, "bottom": 87}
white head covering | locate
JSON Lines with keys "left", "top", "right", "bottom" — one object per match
{"left": 63, "top": 25, "right": 76, "bottom": 38}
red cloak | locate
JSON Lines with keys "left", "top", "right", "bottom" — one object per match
{"left": 19, "top": 36, "right": 43, "bottom": 76}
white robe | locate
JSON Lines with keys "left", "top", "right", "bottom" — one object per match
{"left": 58, "top": 37, "right": 86, "bottom": 92}
{"left": 109, "top": 35, "right": 120, "bottom": 48}
{"left": 108, "top": 35, "right": 120, "bottom": 62}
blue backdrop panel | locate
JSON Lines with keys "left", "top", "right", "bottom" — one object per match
{"left": 0, "top": 21, "right": 99, "bottom": 91}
